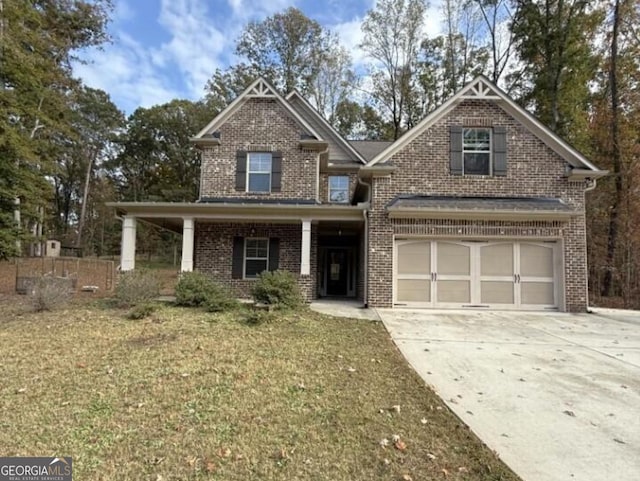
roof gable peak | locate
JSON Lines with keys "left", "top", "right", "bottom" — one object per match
{"left": 193, "top": 77, "right": 322, "bottom": 140}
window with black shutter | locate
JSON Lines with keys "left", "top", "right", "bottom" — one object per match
{"left": 232, "top": 237, "right": 281, "bottom": 279}
{"left": 450, "top": 126, "right": 507, "bottom": 176}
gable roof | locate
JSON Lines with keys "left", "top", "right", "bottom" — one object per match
{"left": 285, "top": 90, "right": 367, "bottom": 164}
{"left": 349, "top": 140, "right": 394, "bottom": 161}
{"left": 193, "top": 78, "right": 323, "bottom": 141}
{"left": 365, "top": 75, "right": 604, "bottom": 173}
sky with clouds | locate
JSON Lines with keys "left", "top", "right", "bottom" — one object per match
{"left": 73, "top": 0, "right": 444, "bottom": 115}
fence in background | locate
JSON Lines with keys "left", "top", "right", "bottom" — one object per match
{"left": 0, "top": 257, "right": 115, "bottom": 295}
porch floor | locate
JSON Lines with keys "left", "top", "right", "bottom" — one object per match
{"left": 309, "top": 299, "right": 380, "bottom": 321}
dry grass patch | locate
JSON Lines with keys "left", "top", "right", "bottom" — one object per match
{"left": 0, "top": 298, "right": 519, "bottom": 481}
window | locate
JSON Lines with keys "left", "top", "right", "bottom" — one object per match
{"left": 247, "top": 152, "right": 272, "bottom": 192}
{"left": 328, "top": 176, "right": 349, "bottom": 203}
{"left": 463, "top": 128, "right": 491, "bottom": 175}
{"left": 244, "top": 238, "right": 269, "bottom": 278}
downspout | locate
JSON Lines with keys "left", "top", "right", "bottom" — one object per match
{"left": 357, "top": 175, "right": 372, "bottom": 308}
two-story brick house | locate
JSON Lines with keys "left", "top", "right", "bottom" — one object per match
{"left": 110, "top": 76, "right": 606, "bottom": 312}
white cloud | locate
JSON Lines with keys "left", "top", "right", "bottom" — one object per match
{"left": 156, "top": 0, "right": 228, "bottom": 99}
{"left": 424, "top": 1, "right": 443, "bottom": 38}
{"left": 73, "top": 32, "right": 183, "bottom": 113}
{"left": 332, "top": 18, "right": 367, "bottom": 69}
{"left": 227, "top": 0, "right": 297, "bottom": 20}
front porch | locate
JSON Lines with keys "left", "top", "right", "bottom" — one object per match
{"left": 107, "top": 201, "right": 367, "bottom": 302}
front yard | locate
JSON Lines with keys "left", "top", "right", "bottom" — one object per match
{"left": 0, "top": 298, "right": 519, "bottom": 480}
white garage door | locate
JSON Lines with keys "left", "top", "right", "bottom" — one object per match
{"left": 394, "top": 239, "right": 559, "bottom": 310}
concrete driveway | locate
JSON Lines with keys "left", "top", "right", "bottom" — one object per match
{"left": 378, "top": 308, "right": 640, "bottom": 481}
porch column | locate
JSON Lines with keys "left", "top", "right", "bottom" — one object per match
{"left": 301, "top": 218, "right": 311, "bottom": 275}
{"left": 181, "top": 217, "right": 195, "bottom": 272}
{"left": 121, "top": 215, "right": 136, "bottom": 271}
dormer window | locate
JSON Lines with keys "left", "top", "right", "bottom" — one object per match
{"left": 247, "top": 152, "right": 272, "bottom": 192}
{"left": 463, "top": 128, "right": 491, "bottom": 175}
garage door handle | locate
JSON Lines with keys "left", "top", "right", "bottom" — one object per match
{"left": 514, "top": 274, "right": 521, "bottom": 283}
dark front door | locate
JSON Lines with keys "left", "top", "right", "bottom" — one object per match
{"left": 326, "top": 249, "right": 348, "bottom": 296}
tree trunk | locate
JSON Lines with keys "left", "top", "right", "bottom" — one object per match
{"left": 602, "top": 0, "right": 622, "bottom": 297}
{"left": 77, "top": 148, "right": 97, "bottom": 247}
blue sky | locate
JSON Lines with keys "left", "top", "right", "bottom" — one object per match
{"left": 73, "top": 0, "right": 443, "bottom": 115}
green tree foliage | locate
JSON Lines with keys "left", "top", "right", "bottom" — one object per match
{"left": 0, "top": 0, "right": 112, "bottom": 259}
{"left": 510, "top": 0, "right": 604, "bottom": 147}
{"left": 111, "top": 100, "right": 212, "bottom": 202}
{"left": 235, "top": 7, "right": 331, "bottom": 95}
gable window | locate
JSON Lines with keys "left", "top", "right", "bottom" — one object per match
{"left": 328, "top": 176, "right": 349, "bottom": 203}
{"left": 450, "top": 126, "right": 507, "bottom": 177}
{"left": 244, "top": 238, "right": 269, "bottom": 278}
{"left": 463, "top": 128, "right": 491, "bottom": 175}
{"left": 247, "top": 152, "right": 272, "bottom": 192}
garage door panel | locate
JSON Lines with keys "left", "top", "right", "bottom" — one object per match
{"left": 437, "top": 280, "right": 470, "bottom": 303}
{"left": 481, "top": 281, "right": 515, "bottom": 304}
{"left": 394, "top": 238, "right": 559, "bottom": 310}
{"left": 520, "top": 243, "right": 554, "bottom": 278}
{"left": 397, "top": 279, "right": 431, "bottom": 303}
{"left": 397, "top": 241, "right": 430, "bottom": 275}
{"left": 481, "top": 243, "right": 513, "bottom": 276}
{"left": 521, "top": 281, "right": 554, "bottom": 305}
{"left": 437, "top": 242, "right": 470, "bottom": 275}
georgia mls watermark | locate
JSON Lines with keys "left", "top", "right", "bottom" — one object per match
{"left": 0, "top": 457, "right": 72, "bottom": 481}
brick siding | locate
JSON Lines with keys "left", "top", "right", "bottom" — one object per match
{"left": 199, "top": 98, "right": 319, "bottom": 201}
{"left": 194, "top": 222, "right": 317, "bottom": 301}
{"left": 367, "top": 99, "right": 590, "bottom": 312}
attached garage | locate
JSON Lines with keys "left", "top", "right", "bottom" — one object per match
{"left": 394, "top": 238, "right": 562, "bottom": 310}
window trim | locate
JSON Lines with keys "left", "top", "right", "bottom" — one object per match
{"left": 462, "top": 127, "right": 492, "bottom": 176}
{"left": 246, "top": 152, "right": 272, "bottom": 193}
{"left": 328, "top": 175, "right": 350, "bottom": 204}
{"left": 243, "top": 237, "right": 269, "bottom": 279}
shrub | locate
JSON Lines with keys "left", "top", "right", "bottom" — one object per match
{"left": 204, "top": 287, "right": 238, "bottom": 313}
{"left": 126, "top": 302, "right": 157, "bottom": 320}
{"left": 251, "top": 270, "right": 303, "bottom": 310}
{"left": 29, "top": 276, "right": 73, "bottom": 312}
{"left": 175, "top": 271, "right": 215, "bottom": 307}
{"left": 115, "top": 270, "right": 159, "bottom": 308}
{"left": 242, "top": 309, "right": 275, "bottom": 325}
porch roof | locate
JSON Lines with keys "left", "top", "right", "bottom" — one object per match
{"left": 106, "top": 201, "right": 367, "bottom": 233}
{"left": 386, "top": 195, "right": 579, "bottom": 221}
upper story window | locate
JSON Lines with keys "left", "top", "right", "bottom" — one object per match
{"left": 235, "top": 151, "right": 282, "bottom": 193}
{"left": 247, "top": 152, "right": 272, "bottom": 192}
{"left": 463, "top": 128, "right": 491, "bottom": 175}
{"left": 244, "top": 238, "right": 269, "bottom": 278}
{"left": 328, "top": 176, "right": 349, "bottom": 203}
{"left": 450, "top": 126, "right": 507, "bottom": 177}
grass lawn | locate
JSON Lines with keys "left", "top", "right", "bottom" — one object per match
{"left": 0, "top": 297, "right": 519, "bottom": 480}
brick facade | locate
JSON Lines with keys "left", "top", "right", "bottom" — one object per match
{"left": 191, "top": 89, "right": 594, "bottom": 312}
{"left": 199, "top": 98, "right": 319, "bottom": 201}
{"left": 194, "top": 222, "right": 318, "bottom": 301}
{"left": 367, "top": 99, "right": 590, "bottom": 311}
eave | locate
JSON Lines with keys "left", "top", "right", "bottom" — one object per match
{"left": 566, "top": 168, "right": 609, "bottom": 181}
{"left": 106, "top": 201, "right": 368, "bottom": 227}
{"left": 299, "top": 139, "right": 329, "bottom": 151}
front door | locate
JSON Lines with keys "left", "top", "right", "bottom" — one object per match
{"left": 326, "top": 249, "right": 348, "bottom": 296}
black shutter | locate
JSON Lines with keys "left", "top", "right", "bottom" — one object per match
{"left": 268, "top": 238, "right": 280, "bottom": 271}
{"left": 235, "top": 151, "right": 247, "bottom": 191}
{"left": 450, "top": 126, "right": 463, "bottom": 175}
{"left": 232, "top": 236, "right": 244, "bottom": 279}
{"left": 493, "top": 126, "right": 507, "bottom": 176}
{"left": 271, "top": 152, "right": 282, "bottom": 192}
